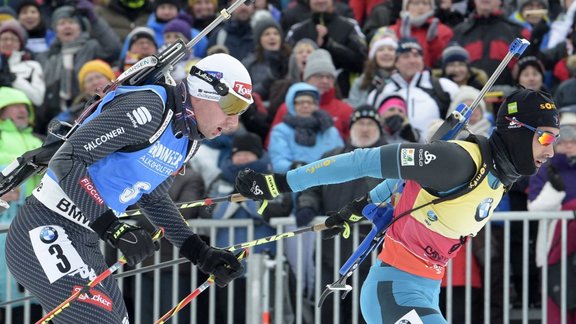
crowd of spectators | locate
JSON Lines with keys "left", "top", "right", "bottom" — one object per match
{"left": 1, "top": 0, "right": 576, "bottom": 323}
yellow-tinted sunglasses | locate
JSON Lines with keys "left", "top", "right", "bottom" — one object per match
{"left": 505, "top": 116, "right": 559, "bottom": 146}
{"left": 190, "top": 66, "right": 253, "bottom": 116}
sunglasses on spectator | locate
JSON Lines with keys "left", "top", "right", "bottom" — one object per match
{"left": 505, "top": 116, "right": 559, "bottom": 146}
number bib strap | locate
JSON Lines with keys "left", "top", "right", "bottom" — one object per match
{"left": 29, "top": 225, "right": 86, "bottom": 283}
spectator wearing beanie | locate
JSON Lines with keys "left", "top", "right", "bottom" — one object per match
{"left": 439, "top": 42, "right": 487, "bottom": 90}
{"left": 161, "top": 14, "right": 205, "bottom": 81}
{"left": 16, "top": 0, "right": 55, "bottom": 55}
{"left": 55, "top": 59, "right": 116, "bottom": 124}
{"left": 40, "top": 3, "right": 121, "bottom": 134}
{"left": 269, "top": 82, "right": 344, "bottom": 173}
{"left": 119, "top": 26, "right": 158, "bottom": 73}
{"left": 377, "top": 94, "right": 420, "bottom": 143}
{"left": 347, "top": 27, "right": 397, "bottom": 108}
{"left": 0, "top": 19, "right": 46, "bottom": 106}
{"left": 242, "top": 17, "right": 291, "bottom": 101}
{"left": 349, "top": 104, "right": 385, "bottom": 148}
{"left": 0, "top": 6, "right": 16, "bottom": 24}
{"left": 78, "top": 59, "right": 115, "bottom": 96}
{"left": 514, "top": 55, "right": 547, "bottom": 91}
{"left": 95, "top": 0, "right": 153, "bottom": 41}
{"left": 147, "top": 0, "right": 181, "bottom": 48}
{"left": 163, "top": 13, "right": 208, "bottom": 58}
{"left": 268, "top": 49, "right": 354, "bottom": 143}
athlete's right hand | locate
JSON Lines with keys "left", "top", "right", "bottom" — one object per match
{"left": 235, "top": 169, "right": 291, "bottom": 200}
{"left": 106, "top": 222, "right": 159, "bottom": 266}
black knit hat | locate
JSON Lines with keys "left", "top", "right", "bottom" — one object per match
{"left": 253, "top": 18, "right": 281, "bottom": 42}
{"left": 155, "top": 0, "right": 181, "bottom": 9}
{"left": 16, "top": 0, "right": 40, "bottom": 15}
{"left": 513, "top": 56, "right": 545, "bottom": 82}
{"left": 127, "top": 26, "right": 157, "bottom": 49}
{"left": 494, "top": 88, "right": 559, "bottom": 175}
{"left": 441, "top": 42, "right": 469, "bottom": 68}
{"left": 232, "top": 132, "right": 264, "bottom": 158}
{"left": 396, "top": 37, "right": 423, "bottom": 56}
{"left": 351, "top": 105, "right": 382, "bottom": 133}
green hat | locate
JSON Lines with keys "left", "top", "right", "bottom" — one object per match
{"left": 0, "top": 87, "right": 34, "bottom": 125}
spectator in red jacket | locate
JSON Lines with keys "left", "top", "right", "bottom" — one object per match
{"left": 389, "top": 0, "right": 454, "bottom": 68}
{"left": 451, "top": 0, "right": 531, "bottom": 86}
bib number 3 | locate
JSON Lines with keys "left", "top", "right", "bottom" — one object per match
{"left": 30, "top": 226, "right": 85, "bottom": 283}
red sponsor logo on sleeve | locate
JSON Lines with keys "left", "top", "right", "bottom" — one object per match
{"left": 72, "top": 286, "right": 113, "bottom": 311}
{"left": 79, "top": 177, "right": 104, "bottom": 205}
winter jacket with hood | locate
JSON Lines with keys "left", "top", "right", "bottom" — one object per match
{"left": 0, "top": 87, "right": 42, "bottom": 304}
{"left": 268, "top": 83, "right": 344, "bottom": 173}
{"left": 269, "top": 86, "right": 353, "bottom": 144}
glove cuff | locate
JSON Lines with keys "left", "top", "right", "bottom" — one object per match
{"left": 90, "top": 210, "right": 118, "bottom": 240}
{"left": 180, "top": 234, "right": 209, "bottom": 264}
{"left": 273, "top": 173, "right": 291, "bottom": 194}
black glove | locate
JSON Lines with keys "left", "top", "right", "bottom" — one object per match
{"left": 324, "top": 195, "right": 370, "bottom": 239}
{"left": 235, "top": 169, "right": 291, "bottom": 200}
{"left": 90, "top": 210, "right": 158, "bottom": 266}
{"left": 295, "top": 207, "right": 317, "bottom": 227}
{"left": 0, "top": 54, "right": 15, "bottom": 87}
{"left": 547, "top": 164, "right": 565, "bottom": 191}
{"left": 180, "top": 234, "right": 244, "bottom": 287}
{"left": 76, "top": 0, "right": 98, "bottom": 23}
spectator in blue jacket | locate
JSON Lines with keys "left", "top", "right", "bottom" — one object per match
{"left": 268, "top": 82, "right": 344, "bottom": 173}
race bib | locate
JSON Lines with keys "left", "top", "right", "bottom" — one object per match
{"left": 29, "top": 226, "right": 86, "bottom": 283}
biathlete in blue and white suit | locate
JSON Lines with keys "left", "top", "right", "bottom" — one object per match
{"left": 235, "top": 89, "right": 560, "bottom": 323}
{"left": 5, "top": 53, "right": 252, "bottom": 323}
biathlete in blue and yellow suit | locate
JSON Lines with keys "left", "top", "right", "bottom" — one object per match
{"left": 234, "top": 88, "right": 560, "bottom": 323}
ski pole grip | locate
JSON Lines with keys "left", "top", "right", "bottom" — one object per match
{"left": 229, "top": 193, "right": 247, "bottom": 203}
{"left": 312, "top": 223, "right": 328, "bottom": 232}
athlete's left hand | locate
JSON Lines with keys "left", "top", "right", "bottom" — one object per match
{"left": 324, "top": 195, "right": 370, "bottom": 239}
{"left": 180, "top": 234, "right": 244, "bottom": 287}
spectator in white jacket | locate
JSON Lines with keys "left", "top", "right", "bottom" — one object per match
{"left": 0, "top": 20, "right": 45, "bottom": 107}
{"left": 368, "top": 37, "right": 459, "bottom": 141}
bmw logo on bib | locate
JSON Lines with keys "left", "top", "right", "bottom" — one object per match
{"left": 474, "top": 198, "right": 494, "bottom": 222}
{"left": 39, "top": 226, "right": 58, "bottom": 244}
